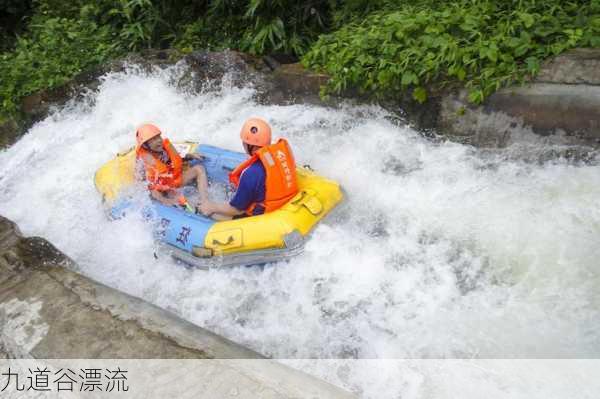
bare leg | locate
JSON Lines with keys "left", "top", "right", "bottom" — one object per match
{"left": 210, "top": 213, "right": 233, "bottom": 221}
{"left": 182, "top": 165, "right": 209, "bottom": 203}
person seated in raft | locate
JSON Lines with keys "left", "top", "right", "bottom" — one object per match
{"left": 198, "top": 117, "right": 298, "bottom": 220}
{"left": 135, "top": 123, "right": 209, "bottom": 207}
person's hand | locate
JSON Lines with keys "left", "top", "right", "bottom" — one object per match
{"left": 197, "top": 201, "right": 214, "bottom": 216}
{"left": 156, "top": 197, "right": 178, "bottom": 207}
{"left": 167, "top": 197, "right": 181, "bottom": 207}
{"left": 151, "top": 190, "right": 179, "bottom": 207}
{"left": 184, "top": 153, "right": 204, "bottom": 161}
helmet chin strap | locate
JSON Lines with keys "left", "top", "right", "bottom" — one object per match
{"left": 143, "top": 142, "right": 158, "bottom": 152}
{"left": 244, "top": 143, "right": 261, "bottom": 155}
{"left": 144, "top": 135, "right": 164, "bottom": 152}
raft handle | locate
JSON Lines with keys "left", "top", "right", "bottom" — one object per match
{"left": 291, "top": 190, "right": 307, "bottom": 204}
{"left": 222, "top": 165, "right": 234, "bottom": 172}
{"left": 192, "top": 246, "right": 214, "bottom": 258}
{"left": 290, "top": 190, "right": 323, "bottom": 215}
{"left": 212, "top": 235, "right": 235, "bottom": 246}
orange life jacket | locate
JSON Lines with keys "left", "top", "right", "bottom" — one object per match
{"left": 136, "top": 138, "right": 183, "bottom": 191}
{"left": 229, "top": 138, "right": 298, "bottom": 215}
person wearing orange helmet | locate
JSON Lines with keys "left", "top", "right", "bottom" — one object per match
{"left": 198, "top": 117, "right": 298, "bottom": 220}
{"left": 135, "top": 123, "right": 209, "bottom": 207}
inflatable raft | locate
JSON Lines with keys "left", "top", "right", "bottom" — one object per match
{"left": 94, "top": 142, "right": 343, "bottom": 269}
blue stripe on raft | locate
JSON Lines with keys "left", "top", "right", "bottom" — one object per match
{"left": 111, "top": 200, "right": 215, "bottom": 254}
{"left": 196, "top": 145, "right": 247, "bottom": 184}
{"left": 108, "top": 143, "right": 246, "bottom": 254}
{"left": 151, "top": 204, "right": 215, "bottom": 253}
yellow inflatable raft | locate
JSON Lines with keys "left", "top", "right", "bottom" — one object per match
{"left": 94, "top": 142, "right": 343, "bottom": 268}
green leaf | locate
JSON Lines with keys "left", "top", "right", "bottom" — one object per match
{"left": 506, "top": 37, "right": 521, "bottom": 48}
{"left": 525, "top": 56, "right": 540, "bottom": 74}
{"left": 401, "top": 71, "right": 418, "bottom": 86}
{"left": 519, "top": 13, "right": 535, "bottom": 28}
{"left": 412, "top": 87, "right": 427, "bottom": 103}
{"left": 467, "top": 89, "right": 484, "bottom": 104}
{"left": 515, "top": 44, "right": 530, "bottom": 57}
{"left": 589, "top": 35, "right": 600, "bottom": 46}
{"left": 486, "top": 48, "right": 498, "bottom": 63}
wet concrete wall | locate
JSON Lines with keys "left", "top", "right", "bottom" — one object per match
{"left": 0, "top": 215, "right": 354, "bottom": 397}
{"left": 439, "top": 49, "right": 600, "bottom": 148}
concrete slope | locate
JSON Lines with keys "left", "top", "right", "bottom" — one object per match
{"left": 0, "top": 215, "right": 355, "bottom": 397}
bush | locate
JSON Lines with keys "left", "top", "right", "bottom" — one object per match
{"left": 174, "top": 14, "right": 246, "bottom": 53}
{"left": 174, "top": 0, "right": 333, "bottom": 56}
{"left": 303, "top": 0, "right": 600, "bottom": 103}
{"left": 237, "top": 0, "right": 333, "bottom": 55}
{"left": 2, "top": 0, "right": 600, "bottom": 118}
{"left": 0, "top": 16, "right": 121, "bottom": 115}
{"left": 35, "top": 0, "right": 206, "bottom": 50}
{"left": 0, "top": 0, "right": 34, "bottom": 51}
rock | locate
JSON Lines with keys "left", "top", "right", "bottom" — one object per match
{"left": 271, "top": 63, "right": 329, "bottom": 97}
{"left": 383, "top": 90, "right": 445, "bottom": 133}
{"left": 0, "top": 116, "right": 21, "bottom": 149}
{"left": 177, "top": 52, "right": 331, "bottom": 106}
{"left": 266, "top": 53, "right": 300, "bottom": 65}
{"left": 21, "top": 89, "right": 64, "bottom": 122}
{"left": 0, "top": 216, "right": 20, "bottom": 251}
{"left": 180, "top": 50, "right": 266, "bottom": 93}
{"left": 439, "top": 90, "right": 513, "bottom": 147}
{"left": 536, "top": 48, "right": 600, "bottom": 85}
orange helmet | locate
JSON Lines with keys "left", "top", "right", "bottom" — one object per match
{"left": 135, "top": 123, "right": 162, "bottom": 150}
{"left": 240, "top": 118, "right": 271, "bottom": 147}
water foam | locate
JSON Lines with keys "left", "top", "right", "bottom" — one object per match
{"left": 1, "top": 63, "right": 599, "bottom": 397}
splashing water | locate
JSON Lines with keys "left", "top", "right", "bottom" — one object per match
{"left": 1, "top": 63, "right": 600, "bottom": 397}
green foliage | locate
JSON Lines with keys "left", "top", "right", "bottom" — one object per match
{"left": 32, "top": 0, "right": 334, "bottom": 55}
{"left": 0, "top": 16, "right": 120, "bottom": 115}
{"left": 331, "top": 0, "right": 402, "bottom": 27}
{"left": 2, "top": 0, "right": 600, "bottom": 118}
{"left": 108, "top": 0, "right": 162, "bottom": 50}
{"left": 35, "top": 0, "right": 208, "bottom": 50}
{"left": 175, "top": 0, "right": 333, "bottom": 56}
{"left": 175, "top": 18, "right": 246, "bottom": 53}
{"left": 0, "top": 0, "right": 206, "bottom": 116}
{"left": 304, "top": 0, "right": 600, "bottom": 104}
{"left": 238, "top": 0, "right": 332, "bottom": 55}
{"left": 0, "top": 0, "right": 34, "bottom": 51}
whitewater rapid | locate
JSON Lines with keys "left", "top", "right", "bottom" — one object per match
{"left": 1, "top": 63, "right": 599, "bottom": 397}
